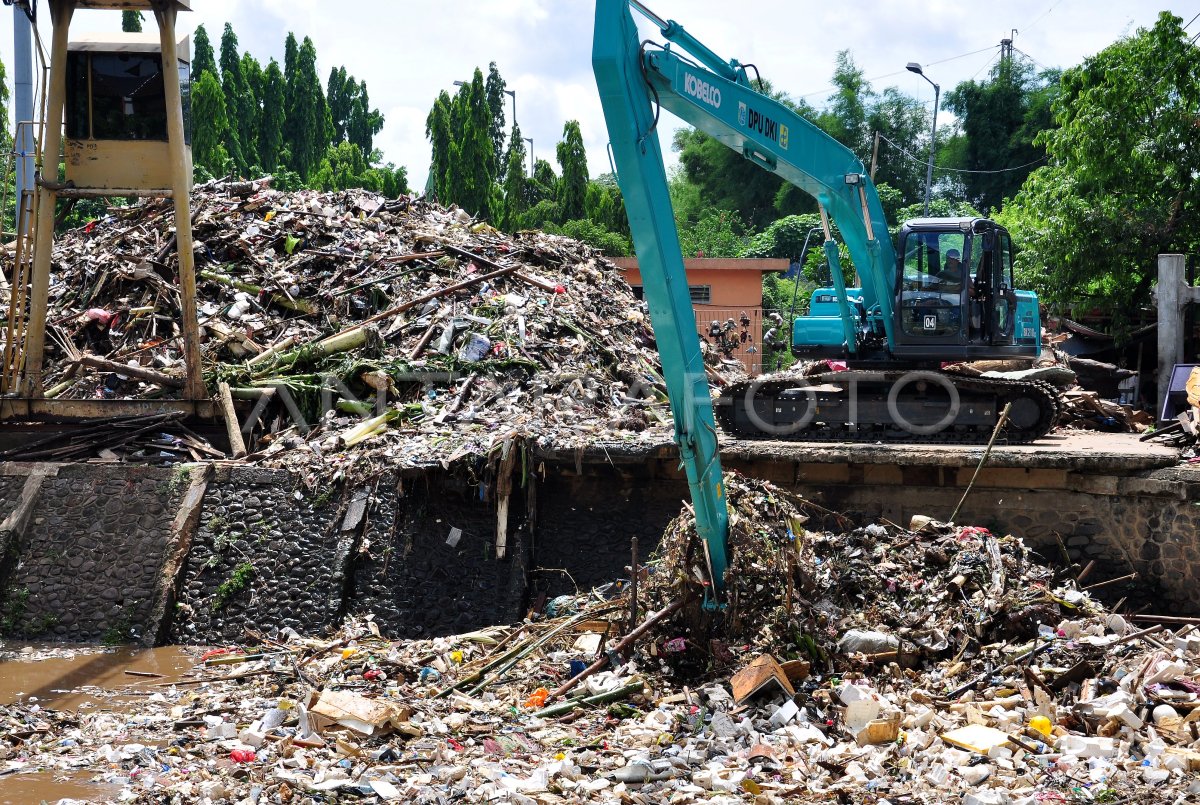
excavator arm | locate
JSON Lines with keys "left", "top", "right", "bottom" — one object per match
{"left": 592, "top": 0, "right": 898, "bottom": 594}
{"left": 595, "top": 1, "right": 899, "bottom": 355}
{"left": 592, "top": 0, "right": 731, "bottom": 595}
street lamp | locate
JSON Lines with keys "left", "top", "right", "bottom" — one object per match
{"left": 524, "top": 137, "right": 534, "bottom": 178}
{"left": 906, "top": 62, "right": 939, "bottom": 217}
{"left": 454, "top": 81, "right": 517, "bottom": 131}
{"left": 504, "top": 89, "right": 516, "bottom": 130}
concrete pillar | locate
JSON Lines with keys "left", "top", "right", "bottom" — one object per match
{"left": 1157, "top": 254, "right": 1189, "bottom": 420}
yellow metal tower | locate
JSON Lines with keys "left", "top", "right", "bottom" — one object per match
{"left": 2, "top": 0, "right": 209, "bottom": 419}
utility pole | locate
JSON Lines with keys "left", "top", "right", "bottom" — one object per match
{"left": 13, "top": 2, "right": 34, "bottom": 234}
{"left": 1000, "top": 30, "right": 1016, "bottom": 64}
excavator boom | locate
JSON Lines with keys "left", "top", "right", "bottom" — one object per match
{"left": 593, "top": 0, "right": 730, "bottom": 592}
{"left": 592, "top": 1, "right": 1055, "bottom": 594}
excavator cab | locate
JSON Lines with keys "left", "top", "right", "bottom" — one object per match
{"left": 893, "top": 218, "right": 1031, "bottom": 359}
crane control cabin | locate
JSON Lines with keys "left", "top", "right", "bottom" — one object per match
{"left": 1, "top": 0, "right": 209, "bottom": 420}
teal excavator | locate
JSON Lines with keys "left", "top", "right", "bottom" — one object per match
{"left": 592, "top": 0, "right": 1060, "bottom": 593}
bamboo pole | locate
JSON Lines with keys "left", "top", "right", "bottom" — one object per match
{"left": 217, "top": 381, "right": 247, "bottom": 458}
{"left": 949, "top": 402, "right": 1012, "bottom": 523}
{"left": 79, "top": 354, "right": 183, "bottom": 388}
{"left": 546, "top": 598, "right": 686, "bottom": 704}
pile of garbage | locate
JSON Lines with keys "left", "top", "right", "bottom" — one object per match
{"left": 21, "top": 179, "right": 678, "bottom": 471}
{"left": 3, "top": 480, "right": 1199, "bottom": 803}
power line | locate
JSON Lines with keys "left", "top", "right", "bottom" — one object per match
{"left": 1011, "top": 46, "right": 1051, "bottom": 72}
{"left": 877, "top": 133, "right": 1048, "bottom": 175}
{"left": 970, "top": 52, "right": 1000, "bottom": 81}
{"left": 796, "top": 45, "right": 997, "bottom": 100}
{"left": 1022, "top": 0, "right": 1067, "bottom": 35}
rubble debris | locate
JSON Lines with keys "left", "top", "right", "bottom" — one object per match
{"left": 3, "top": 475, "right": 1199, "bottom": 803}
{"left": 20, "top": 178, "right": 697, "bottom": 471}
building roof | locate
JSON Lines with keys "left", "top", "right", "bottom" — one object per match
{"left": 611, "top": 256, "right": 788, "bottom": 273}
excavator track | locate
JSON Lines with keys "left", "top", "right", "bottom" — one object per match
{"left": 715, "top": 370, "right": 1061, "bottom": 444}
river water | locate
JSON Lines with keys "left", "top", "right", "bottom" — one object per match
{"left": 0, "top": 643, "right": 198, "bottom": 805}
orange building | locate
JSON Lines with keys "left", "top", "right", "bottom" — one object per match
{"left": 611, "top": 256, "right": 789, "bottom": 375}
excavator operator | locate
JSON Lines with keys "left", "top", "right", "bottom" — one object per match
{"left": 936, "top": 249, "right": 966, "bottom": 294}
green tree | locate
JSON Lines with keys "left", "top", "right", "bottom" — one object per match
{"left": 679, "top": 209, "right": 748, "bottom": 258}
{"left": 521, "top": 199, "right": 561, "bottom": 230}
{"left": 817, "top": 51, "right": 871, "bottom": 158}
{"left": 191, "top": 24, "right": 217, "bottom": 82}
{"left": 741, "top": 214, "right": 824, "bottom": 263}
{"left": 218, "top": 24, "right": 250, "bottom": 173}
{"left": 286, "top": 36, "right": 334, "bottom": 180}
{"left": 865, "top": 87, "right": 929, "bottom": 206}
{"left": 484, "top": 63, "right": 507, "bottom": 181}
{"left": 191, "top": 72, "right": 232, "bottom": 177}
{"left": 327, "top": 67, "right": 353, "bottom": 143}
{"left": 998, "top": 12, "right": 1200, "bottom": 332}
{"left": 452, "top": 69, "right": 495, "bottom": 216}
{"left": 584, "top": 174, "right": 627, "bottom": 236}
{"left": 944, "top": 57, "right": 1060, "bottom": 213}
{"left": 312, "top": 141, "right": 371, "bottom": 191}
{"left": 240, "top": 51, "right": 264, "bottom": 162}
{"left": 121, "top": 10, "right": 142, "bottom": 33}
{"left": 257, "top": 60, "right": 286, "bottom": 173}
{"left": 425, "top": 90, "right": 452, "bottom": 203}
{"left": 425, "top": 70, "right": 494, "bottom": 216}
{"left": 555, "top": 120, "right": 588, "bottom": 221}
{"left": 500, "top": 123, "right": 528, "bottom": 230}
{"left": 549, "top": 219, "right": 631, "bottom": 256}
{"left": 282, "top": 32, "right": 298, "bottom": 110}
{"left": 347, "top": 80, "right": 383, "bottom": 159}
{"left": 370, "top": 160, "right": 409, "bottom": 198}
{"left": 527, "top": 158, "right": 557, "bottom": 208}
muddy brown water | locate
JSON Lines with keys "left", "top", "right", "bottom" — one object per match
{"left": 0, "top": 644, "right": 198, "bottom": 804}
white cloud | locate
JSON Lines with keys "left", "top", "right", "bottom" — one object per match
{"left": 0, "top": 0, "right": 1187, "bottom": 192}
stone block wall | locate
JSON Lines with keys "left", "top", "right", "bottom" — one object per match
{"left": 0, "top": 464, "right": 185, "bottom": 641}
{"left": 346, "top": 472, "right": 528, "bottom": 637}
{"left": 531, "top": 463, "right": 687, "bottom": 601}
{"left": 2, "top": 448, "right": 1200, "bottom": 645}
{"left": 167, "top": 466, "right": 346, "bottom": 644}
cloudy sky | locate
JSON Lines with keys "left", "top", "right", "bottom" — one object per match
{"left": 2, "top": 1, "right": 1192, "bottom": 189}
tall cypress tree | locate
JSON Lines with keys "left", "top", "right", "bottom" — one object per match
{"left": 327, "top": 67, "right": 352, "bottom": 143}
{"left": 501, "top": 123, "right": 528, "bottom": 230}
{"left": 451, "top": 68, "right": 495, "bottom": 217}
{"left": 347, "top": 80, "right": 383, "bottom": 159}
{"left": 281, "top": 32, "right": 299, "bottom": 149}
{"left": 121, "top": 10, "right": 142, "bottom": 32}
{"left": 258, "top": 60, "right": 286, "bottom": 172}
{"left": 484, "top": 63, "right": 507, "bottom": 181}
{"left": 425, "top": 90, "right": 453, "bottom": 202}
{"left": 218, "top": 24, "right": 249, "bottom": 173}
{"left": 240, "top": 52, "right": 264, "bottom": 167}
{"left": 287, "top": 36, "right": 333, "bottom": 180}
{"left": 191, "top": 72, "right": 231, "bottom": 176}
{"left": 191, "top": 24, "right": 217, "bottom": 82}
{"left": 556, "top": 120, "right": 588, "bottom": 221}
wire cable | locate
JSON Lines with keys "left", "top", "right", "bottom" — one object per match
{"left": 796, "top": 45, "right": 997, "bottom": 100}
{"left": 1022, "top": 0, "right": 1067, "bottom": 35}
{"left": 637, "top": 41, "right": 662, "bottom": 140}
{"left": 877, "top": 133, "right": 1048, "bottom": 175}
{"left": 1011, "top": 46, "right": 1051, "bottom": 73}
{"left": 969, "top": 52, "right": 1000, "bottom": 81}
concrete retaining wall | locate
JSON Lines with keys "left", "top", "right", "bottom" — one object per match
{"left": 0, "top": 437, "right": 1198, "bottom": 644}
